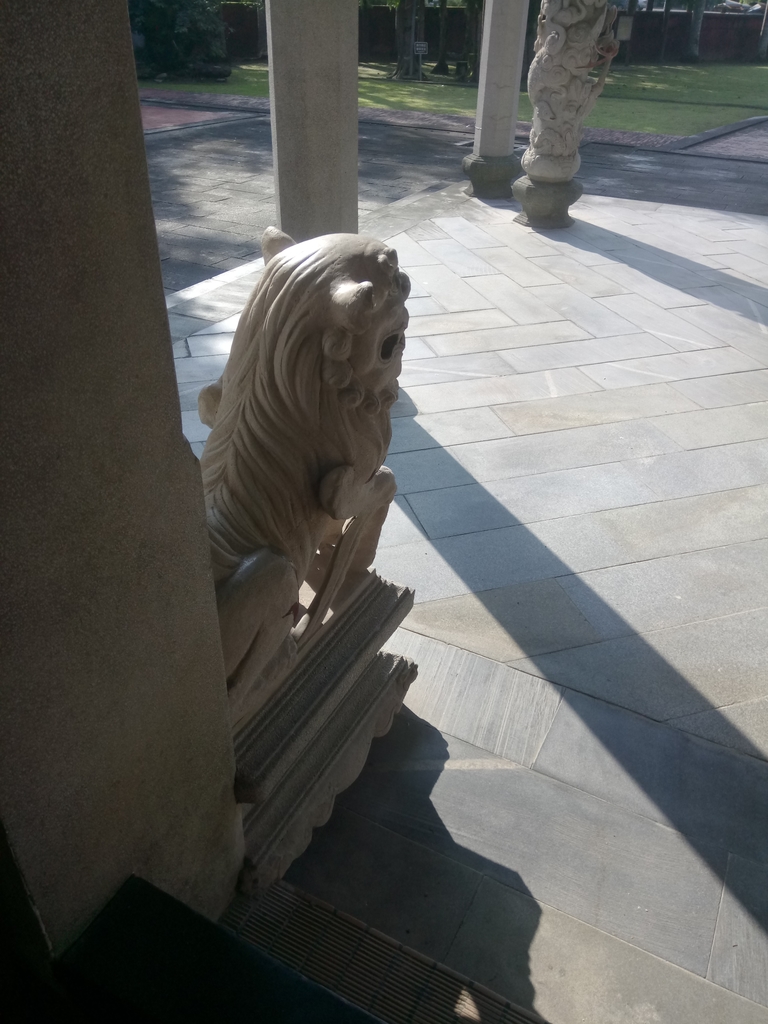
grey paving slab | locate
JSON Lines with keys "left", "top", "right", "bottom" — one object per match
{"left": 475, "top": 246, "right": 563, "bottom": 287}
{"left": 449, "top": 420, "right": 681, "bottom": 486}
{"left": 381, "top": 230, "right": 441, "bottom": 266}
{"left": 483, "top": 219, "right": 561, "bottom": 257}
{"left": 177, "top": 380, "right": 207, "bottom": 412}
{"left": 377, "top": 495, "right": 428, "bottom": 548}
{"left": 556, "top": 534, "right": 768, "bottom": 637}
{"left": 174, "top": 353, "right": 228, "bottom": 384}
{"left": 400, "top": 365, "right": 598, "bottom": 415}
{"left": 284, "top": 806, "right": 482, "bottom": 963}
{"left": 651, "top": 403, "right": 768, "bottom": 450}
{"left": 398, "top": 575, "right": 601, "bottom": 662}
{"left": 405, "top": 307, "right": 515, "bottom": 338}
{"left": 670, "top": 695, "right": 768, "bottom": 762}
{"left": 672, "top": 304, "right": 768, "bottom": 366}
{"left": 398, "top": 351, "right": 513, "bottom": 389}
{"left": 498, "top": 332, "right": 673, "bottom": 373}
{"left": 685, "top": 284, "right": 768, "bottom": 322}
{"left": 403, "top": 264, "right": 494, "bottom": 313}
{"left": 405, "top": 295, "right": 445, "bottom": 316}
{"left": 708, "top": 854, "right": 768, "bottom": 1007}
{"left": 186, "top": 331, "right": 234, "bottom": 357}
{"left": 401, "top": 336, "right": 435, "bottom": 360}
{"left": 511, "top": 606, "right": 768, "bottom": 731}
{"left": 338, "top": 729, "right": 726, "bottom": 974}
{"left": 418, "top": 238, "right": 499, "bottom": 277}
{"left": 180, "top": 410, "right": 210, "bottom": 444}
{"left": 190, "top": 311, "right": 241, "bottom": 334}
{"left": 614, "top": 251, "right": 718, "bottom": 291}
{"left": 526, "top": 283, "right": 639, "bottom": 337}
{"left": 406, "top": 461, "right": 657, "bottom": 539}
{"left": 494, "top": 382, "right": 699, "bottom": 434}
{"left": 622, "top": 440, "right": 768, "bottom": 499}
{"left": 167, "top": 311, "right": 215, "bottom": 341}
{"left": 446, "top": 878, "right": 768, "bottom": 1024}
{"left": 424, "top": 320, "right": 590, "bottom": 357}
{"left": 432, "top": 216, "right": 500, "bottom": 248}
{"left": 388, "top": 407, "right": 513, "bottom": 454}
{"left": 386, "top": 446, "right": 475, "bottom": 494}
{"left": 597, "top": 293, "right": 724, "bottom": 351}
{"left": 594, "top": 260, "right": 709, "bottom": 308}
{"left": 580, "top": 346, "right": 763, "bottom": 390}
{"left": 528, "top": 254, "right": 627, "bottom": 298}
{"left": 534, "top": 691, "right": 768, "bottom": 866}
{"left": 672, "top": 368, "right": 768, "bottom": 408}
{"left": 465, "top": 274, "right": 568, "bottom": 326}
{"left": 386, "top": 630, "right": 563, "bottom": 768}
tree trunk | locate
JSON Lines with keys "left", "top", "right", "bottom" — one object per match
{"left": 685, "top": 0, "right": 706, "bottom": 62}
{"left": 470, "top": 0, "right": 484, "bottom": 84}
{"left": 759, "top": 5, "right": 768, "bottom": 61}
{"left": 660, "top": 0, "right": 674, "bottom": 60}
{"left": 432, "top": 0, "right": 449, "bottom": 75}
{"left": 391, "top": 0, "right": 412, "bottom": 79}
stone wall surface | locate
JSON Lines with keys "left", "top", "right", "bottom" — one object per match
{"left": 0, "top": 0, "right": 242, "bottom": 955}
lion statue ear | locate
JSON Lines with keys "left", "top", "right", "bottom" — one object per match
{"left": 261, "top": 226, "right": 296, "bottom": 264}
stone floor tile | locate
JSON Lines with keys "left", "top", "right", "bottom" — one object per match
{"left": 476, "top": 246, "right": 562, "bottom": 287}
{"left": 403, "top": 264, "right": 495, "bottom": 313}
{"left": 526, "top": 283, "right": 639, "bottom": 337}
{"left": 189, "top": 441, "right": 205, "bottom": 459}
{"left": 167, "top": 312, "right": 214, "bottom": 341}
{"left": 672, "top": 304, "right": 768, "bottom": 366}
{"left": 424, "top": 320, "right": 589, "bottom": 357}
{"left": 708, "top": 854, "right": 768, "bottom": 1007}
{"left": 483, "top": 219, "right": 561, "bottom": 257}
{"left": 672, "top": 369, "right": 768, "bottom": 408}
{"left": 386, "top": 631, "right": 563, "bottom": 767}
{"left": 418, "top": 238, "right": 498, "bottom": 277}
{"left": 187, "top": 332, "right": 234, "bottom": 357}
{"left": 713, "top": 252, "right": 768, "bottom": 286}
{"left": 622, "top": 442, "right": 768, "bottom": 499}
{"left": 670, "top": 696, "right": 768, "bottom": 763}
{"left": 398, "top": 576, "right": 600, "bottom": 662}
{"left": 386, "top": 446, "right": 474, "bottom": 494}
{"left": 581, "top": 346, "right": 762, "bottom": 390}
{"left": 406, "top": 461, "right": 657, "bottom": 539}
{"left": 401, "top": 336, "right": 436, "bottom": 360}
{"left": 174, "top": 353, "right": 228, "bottom": 383}
{"left": 405, "top": 307, "right": 514, "bottom": 338}
{"left": 528, "top": 254, "right": 627, "bottom": 298}
{"left": 494, "top": 383, "right": 698, "bottom": 434}
{"left": 389, "top": 407, "right": 513, "bottom": 454}
{"left": 405, "top": 295, "right": 445, "bottom": 317}
{"left": 401, "top": 366, "right": 597, "bottom": 415}
{"left": 446, "top": 879, "right": 768, "bottom": 1024}
{"left": 466, "top": 274, "right": 568, "bottom": 326}
{"left": 398, "top": 351, "right": 513, "bottom": 389}
{"left": 512, "top": 607, "right": 768, "bottom": 730}
{"left": 651, "top": 402, "right": 768, "bottom": 449}
{"left": 189, "top": 311, "right": 241, "bottom": 335}
{"left": 284, "top": 806, "right": 483, "bottom": 963}
{"left": 177, "top": 381, "right": 207, "bottom": 412}
{"left": 597, "top": 294, "right": 723, "bottom": 351}
{"left": 534, "top": 691, "right": 768, "bottom": 865}
{"left": 180, "top": 410, "right": 210, "bottom": 444}
{"left": 431, "top": 216, "right": 501, "bottom": 248}
{"left": 378, "top": 495, "right": 428, "bottom": 548}
{"left": 499, "top": 332, "right": 673, "bottom": 373}
{"left": 450, "top": 420, "right": 680, "bottom": 485}
{"left": 382, "top": 230, "right": 441, "bottom": 267}
{"left": 685, "top": 284, "right": 768, "bottom": 322}
{"left": 596, "top": 260, "right": 709, "bottom": 308}
{"left": 614, "top": 251, "right": 717, "bottom": 291}
{"left": 338, "top": 726, "right": 726, "bottom": 974}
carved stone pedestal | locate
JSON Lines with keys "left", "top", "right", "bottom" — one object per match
{"left": 513, "top": 176, "right": 584, "bottom": 229}
{"left": 462, "top": 152, "right": 522, "bottom": 200}
{"left": 234, "top": 573, "right": 416, "bottom": 893}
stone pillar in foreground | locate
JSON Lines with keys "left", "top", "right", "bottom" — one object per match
{"left": 266, "top": 0, "right": 358, "bottom": 240}
{"left": 0, "top": 0, "right": 242, "bottom": 961}
{"left": 463, "top": 0, "right": 530, "bottom": 200}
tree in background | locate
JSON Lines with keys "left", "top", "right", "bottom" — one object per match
{"left": 129, "top": 0, "right": 227, "bottom": 76}
{"left": 390, "top": 0, "right": 426, "bottom": 79}
{"left": 432, "top": 0, "right": 450, "bottom": 75}
{"left": 685, "top": 0, "right": 706, "bottom": 61}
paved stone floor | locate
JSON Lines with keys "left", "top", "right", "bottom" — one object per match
{"left": 156, "top": 100, "right": 768, "bottom": 1022}
{"left": 169, "top": 184, "right": 768, "bottom": 1024}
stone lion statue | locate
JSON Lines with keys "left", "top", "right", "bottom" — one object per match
{"left": 198, "top": 228, "right": 410, "bottom": 724}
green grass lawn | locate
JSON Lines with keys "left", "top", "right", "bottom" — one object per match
{"left": 148, "top": 61, "right": 768, "bottom": 137}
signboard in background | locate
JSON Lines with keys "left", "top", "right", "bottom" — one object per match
{"left": 616, "top": 15, "right": 634, "bottom": 41}
{"left": 413, "top": 40, "right": 429, "bottom": 54}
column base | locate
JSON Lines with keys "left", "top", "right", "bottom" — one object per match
{"left": 462, "top": 153, "right": 521, "bottom": 200}
{"left": 512, "top": 176, "right": 583, "bottom": 229}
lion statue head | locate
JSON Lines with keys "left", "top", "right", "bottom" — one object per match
{"left": 199, "top": 228, "right": 411, "bottom": 590}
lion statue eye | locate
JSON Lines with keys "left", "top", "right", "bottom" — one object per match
{"left": 380, "top": 333, "right": 400, "bottom": 361}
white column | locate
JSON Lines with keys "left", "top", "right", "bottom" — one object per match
{"left": 266, "top": 0, "right": 359, "bottom": 240}
{"left": 463, "top": 0, "right": 530, "bottom": 198}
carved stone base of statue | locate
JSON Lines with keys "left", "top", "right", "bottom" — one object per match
{"left": 512, "top": 176, "right": 583, "bottom": 229}
{"left": 234, "top": 572, "right": 416, "bottom": 893}
{"left": 462, "top": 152, "right": 522, "bottom": 200}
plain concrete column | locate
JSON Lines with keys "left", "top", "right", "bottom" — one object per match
{"left": 463, "top": 0, "right": 530, "bottom": 199}
{"left": 266, "top": 0, "right": 359, "bottom": 240}
{"left": 0, "top": 0, "right": 242, "bottom": 958}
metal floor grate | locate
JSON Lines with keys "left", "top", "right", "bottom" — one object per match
{"left": 221, "top": 882, "right": 547, "bottom": 1024}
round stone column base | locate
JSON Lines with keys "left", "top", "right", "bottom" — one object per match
{"left": 462, "top": 153, "right": 521, "bottom": 200}
{"left": 512, "top": 176, "right": 583, "bottom": 229}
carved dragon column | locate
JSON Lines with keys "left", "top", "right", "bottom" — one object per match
{"left": 513, "top": 0, "right": 619, "bottom": 228}
{"left": 199, "top": 228, "right": 418, "bottom": 892}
